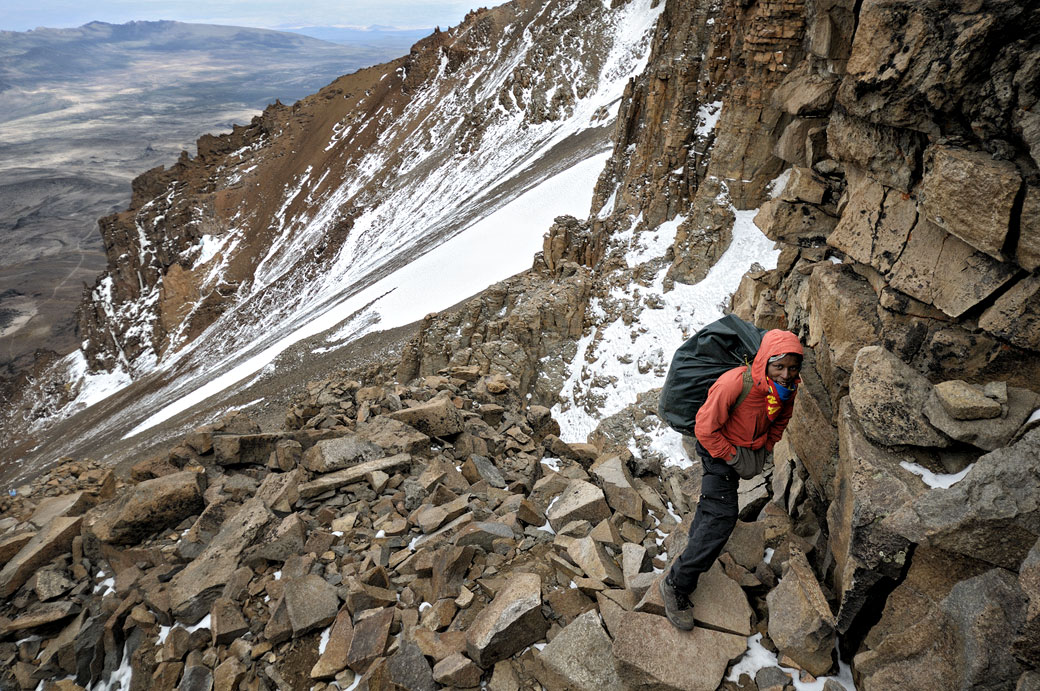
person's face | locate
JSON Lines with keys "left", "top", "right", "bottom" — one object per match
{"left": 766, "top": 355, "right": 801, "bottom": 388}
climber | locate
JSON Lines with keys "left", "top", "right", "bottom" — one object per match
{"left": 659, "top": 329, "right": 804, "bottom": 630}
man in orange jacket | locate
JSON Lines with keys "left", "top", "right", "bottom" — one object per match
{"left": 659, "top": 329, "right": 804, "bottom": 630}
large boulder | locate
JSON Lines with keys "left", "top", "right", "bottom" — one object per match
{"left": 919, "top": 145, "right": 1021, "bottom": 261}
{"left": 466, "top": 571, "right": 547, "bottom": 668}
{"left": 302, "top": 435, "right": 382, "bottom": 473}
{"left": 923, "top": 386, "right": 1040, "bottom": 451}
{"left": 566, "top": 536, "right": 623, "bottom": 587}
{"left": 169, "top": 498, "right": 273, "bottom": 623}
{"left": 611, "top": 611, "right": 746, "bottom": 691}
{"left": 828, "top": 398, "right": 927, "bottom": 633}
{"left": 979, "top": 274, "right": 1040, "bottom": 352}
{"left": 283, "top": 574, "right": 340, "bottom": 637}
{"left": 826, "top": 111, "right": 921, "bottom": 191}
{"left": 298, "top": 453, "right": 412, "bottom": 499}
{"left": 637, "top": 564, "right": 752, "bottom": 637}
{"left": 827, "top": 172, "right": 917, "bottom": 274}
{"left": 887, "top": 218, "right": 1017, "bottom": 318}
{"left": 387, "top": 393, "right": 464, "bottom": 437}
{"left": 533, "top": 611, "right": 624, "bottom": 691}
{"left": 848, "top": 346, "right": 949, "bottom": 448}
{"left": 590, "top": 455, "right": 644, "bottom": 521}
{"left": 766, "top": 549, "right": 836, "bottom": 676}
{"left": 91, "top": 470, "right": 205, "bottom": 545}
{"left": 941, "top": 569, "right": 1027, "bottom": 690}
{"left": 806, "top": 264, "right": 880, "bottom": 392}
{"left": 0, "top": 517, "right": 82, "bottom": 598}
{"left": 883, "top": 429, "right": 1040, "bottom": 570}
{"left": 356, "top": 417, "right": 430, "bottom": 454}
{"left": 853, "top": 547, "right": 985, "bottom": 691}
{"left": 546, "top": 480, "right": 611, "bottom": 532}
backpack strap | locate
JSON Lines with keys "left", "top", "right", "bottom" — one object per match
{"left": 734, "top": 365, "right": 753, "bottom": 408}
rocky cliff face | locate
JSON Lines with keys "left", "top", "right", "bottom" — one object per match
{"left": 396, "top": 0, "right": 1040, "bottom": 687}
{"left": 3, "top": 0, "right": 1040, "bottom": 689}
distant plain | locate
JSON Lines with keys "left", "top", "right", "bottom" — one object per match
{"left": 0, "top": 20, "right": 426, "bottom": 379}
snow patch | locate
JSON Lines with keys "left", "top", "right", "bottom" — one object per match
{"left": 900, "top": 461, "right": 973, "bottom": 489}
{"left": 727, "top": 633, "right": 856, "bottom": 690}
{"left": 695, "top": 100, "right": 723, "bottom": 138}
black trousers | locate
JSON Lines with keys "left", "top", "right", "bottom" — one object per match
{"left": 668, "top": 441, "right": 739, "bottom": 594}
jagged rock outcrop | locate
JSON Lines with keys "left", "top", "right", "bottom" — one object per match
{"left": 6, "top": 0, "right": 1040, "bottom": 688}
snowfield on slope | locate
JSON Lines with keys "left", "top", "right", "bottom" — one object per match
{"left": 124, "top": 150, "right": 611, "bottom": 437}
{"left": 31, "top": 0, "right": 664, "bottom": 454}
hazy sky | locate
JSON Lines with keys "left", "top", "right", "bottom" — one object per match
{"left": 0, "top": 0, "right": 493, "bottom": 32}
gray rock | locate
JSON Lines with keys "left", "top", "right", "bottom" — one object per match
{"left": 310, "top": 609, "right": 353, "bottom": 679}
{"left": 725, "top": 521, "right": 766, "bottom": 571}
{"left": 611, "top": 611, "right": 746, "bottom": 691}
{"left": 590, "top": 455, "right": 644, "bottom": 521}
{"left": 849, "top": 346, "right": 949, "bottom": 448}
{"left": 828, "top": 398, "right": 926, "bottom": 633}
{"left": 637, "top": 564, "right": 752, "bottom": 637}
{"left": 210, "top": 598, "right": 249, "bottom": 646}
{"left": 920, "top": 145, "right": 1021, "bottom": 261}
{"left": 932, "top": 380, "right": 1003, "bottom": 420}
{"left": 566, "top": 536, "right": 623, "bottom": 586}
{"left": 1018, "top": 672, "right": 1040, "bottom": 691}
{"left": 255, "top": 468, "right": 302, "bottom": 513}
{"left": 534, "top": 611, "right": 624, "bottom": 691}
{"left": 756, "top": 666, "right": 793, "bottom": 689}
{"left": 462, "top": 454, "right": 506, "bottom": 488}
{"left": 772, "top": 62, "right": 838, "bottom": 116}
{"left": 941, "top": 569, "right": 1026, "bottom": 690}
{"left": 979, "top": 273, "right": 1040, "bottom": 352}
{"left": 432, "top": 652, "right": 480, "bottom": 688}
{"left": 923, "top": 386, "right": 1040, "bottom": 451}
{"left": 33, "top": 569, "right": 75, "bottom": 601}
{"left": 387, "top": 641, "right": 437, "bottom": 691}
{"left": 453, "top": 521, "right": 514, "bottom": 552}
{"left": 767, "top": 549, "right": 837, "bottom": 676}
{"left": 828, "top": 172, "right": 918, "bottom": 274}
{"left": 826, "top": 110, "right": 921, "bottom": 191}
{"left": 92, "top": 470, "right": 206, "bottom": 545}
{"left": 466, "top": 571, "right": 547, "bottom": 668}
{"left": 887, "top": 218, "right": 1017, "bottom": 318}
{"left": 387, "top": 393, "right": 464, "bottom": 437}
{"left": 347, "top": 607, "right": 393, "bottom": 672}
{"left": 170, "top": 498, "right": 273, "bottom": 624}
{"left": 178, "top": 665, "right": 213, "bottom": 691}
{"left": 0, "top": 516, "right": 82, "bottom": 598}
{"left": 754, "top": 198, "right": 837, "bottom": 243}
{"left": 29, "top": 492, "right": 93, "bottom": 529}
{"left": 298, "top": 453, "right": 412, "bottom": 499}
{"left": 883, "top": 429, "right": 1040, "bottom": 570}
{"left": 302, "top": 435, "right": 383, "bottom": 473}
{"left": 546, "top": 479, "right": 611, "bottom": 532}
{"left": 357, "top": 417, "right": 430, "bottom": 454}
{"left": 284, "top": 574, "right": 340, "bottom": 637}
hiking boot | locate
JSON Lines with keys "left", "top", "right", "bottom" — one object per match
{"left": 659, "top": 576, "right": 695, "bottom": 630}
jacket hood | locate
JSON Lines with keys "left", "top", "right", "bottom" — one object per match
{"left": 751, "top": 329, "right": 805, "bottom": 385}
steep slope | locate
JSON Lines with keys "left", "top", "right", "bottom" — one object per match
{"left": 0, "top": 21, "right": 410, "bottom": 381}
{"left": 2, "top": 0, "right": 664, "bottom": 478}
{"left": 2, "top": 0, "right": 1040, "bottom": 689}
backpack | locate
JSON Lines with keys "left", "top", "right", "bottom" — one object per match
{"left": 657, "top": 314, "right": 766, "bottom": 437}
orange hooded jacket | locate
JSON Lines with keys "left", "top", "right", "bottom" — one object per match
{"left": 694, "top": 329, "right": 804, "bottom": 461}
